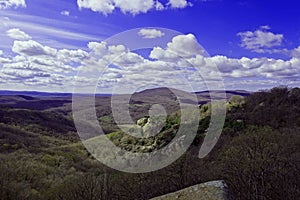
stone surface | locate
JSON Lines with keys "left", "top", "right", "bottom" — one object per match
{"left": 150, "top": 180, "right": 228, "bottom": 200}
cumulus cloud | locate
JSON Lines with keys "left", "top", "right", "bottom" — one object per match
{"left": 0, "top": 34, "right": 91, "bottom": 91}
{"left": 2, "top": 67, "right": 50, "bottom": 79}
{"left": 3, "top": 53, "right": 75, "bottom": 75}
{"left": 168, "top": 0, "right": 191, "bottom": 8}
{"left": 77, "top": 0, "right": 155, "bottom": 15}
{"left": 0, "top": 57, "right": 12, "bottom": 64}
{"left": 57, "top": 49, "right": 88, "bottom": 63}
{"left": 237, "top": 26, "right": 284, "bottom": 53}
{"left": 60, "top": 10, "right": 70, "bottom": 16}
{"left": 167, "top": 34, "right": 205, "bottom": 57}
{"left": 291, "top": 46, "right": 300, "bottom": 58}
{"left": 150, "top": 47, "right": 180, "bottom": 61}
{"left": 12, "top": 40, "right": 57, "bottom": 56}
{"left": 205, "top": 56, "right": 299, "bottom": 80}
{"left": 147, "top": 34, "right": 299, "bottom": 86}
{"left": 88, "top": 41, "right": 108, "bottom": 56}
{"left": 114, "top": 52, "right": 144, "bottom": 66}
{"left": 114, "top": 0, "right": 154, "bottom": 14}
{"left": 78, "top": 41, "right": 130, "bottom": 74}
{"left": 77, "top": 0, "right": 115, "bottom": 15}
{"left": 150, "top": 34, "right": 206, "bottom": 59}
{"left": 0, "top": 0, "right": 26, "bottom": 9}
{"left": 77, "top": 0, "right": 193, "bottom": 15}
{"left": 138, "top": 28, "right": 165, "bottom": 39}
{"left": 6, "top": 28, "right": 32, "bottom": 40}
{"left": 1, "top": 33, "right": 299, "bottom": 92}
{"left": 79, "top": 34, "right": 245, "bottom": 92}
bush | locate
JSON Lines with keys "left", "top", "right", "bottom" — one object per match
{"left": 220, "top": 126, "right": 300, "bottom": 200}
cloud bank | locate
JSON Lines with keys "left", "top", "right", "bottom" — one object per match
{"left": 0, "top": 30, "right": 299, "bottom": 92}
{"left": 77, "top": 0, "right": 193, "bottom": 15}
{"left": 0, "top": 0, "right": 26, "bottom": 9}
{"left": 237, "top": 26, "right": 284, "bottom": 53}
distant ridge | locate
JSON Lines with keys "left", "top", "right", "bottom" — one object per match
{"left": 0, "top": 90, "right": 72, "bottom": 97}
{"left": 0, "top": 88, "right": 251, "bottom": 98}
{"left": 195, "top": 90, "right": 251, "bottom": 97}
{"left": 0, "top": 90, "right": 111, "bottom": 97}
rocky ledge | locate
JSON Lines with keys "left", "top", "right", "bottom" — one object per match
{"left": 150, "top": 180, "right": 229, "bottom": 200}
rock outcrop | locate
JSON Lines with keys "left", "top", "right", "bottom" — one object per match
{"left": 151, "top": 180, "right": 229, "bottom": 200}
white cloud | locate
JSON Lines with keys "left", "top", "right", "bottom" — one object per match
{"left": 2, "top": 53, "right": 75, "bottom": 75}
{"left": 88, "top": 41, "right": 108, "bottom": 56}
{"left": 291, "top": 46, "right": 300, "bottom": 58}
{"left": 205, "top": 56, "right": 299, "bottom": 80}
{"left": 0, "top": 38, "right": 88, "bottom": 91}
{"left": 138, "top": 28, "right": 165, "bottom": 39}
{"left": 168, "top": 0, "right": 191, "bottom": 8}
{"left": 1, "top": 33, "right": 299, "bottom": 92}
{"left": 0, "top": 57, "right": 11, "bottom": 64}
{"left": 114, "top": 52, "right": 144, "bottom": 66}
{"left": 114, "top": 0, "right": 154, "bottom": 14}
{"left": 78, "top": 41, "right": 130, "bottom": 73}
{"left": 167, "top": 34, "right": 205, "bottom": 57}
{"left": 237, "top": 26, "right": 284, "bottom": 53}
{"left": 2, "top": 67, "right": 50, "bottom": 79}
{"left": 77, "top": 0, "right": 115, "bottom": 15}
{"left": 0, "top": 0, "right": 26, "bottom": 9}
{"left": 150, "top": 34, "right": 206, "bottom": 59}
{"left": 12, "top": 40, "right": 57, "bottom": 56}
{"left": 60, "top": 10, "right": 70, "bottom": 16}
{"left": 205, "top": 55, "right": 243, "bottom": 73}
{"left": 57, "top": 49, "right": 88, "bottom": 63}
{"left": 6, "top": 28, "right": 31, "bottom": 40}
{"left": 146, "top": 34, "right": 296, "bottom": 89}
{"left": 150, "top": 47, "right": 180, "bottom": 61}
{"left": 108, "top": 44, "right": 126, "bottom": 54}
{"left": 77, "top": 0, "right": 193, "bottom": 15}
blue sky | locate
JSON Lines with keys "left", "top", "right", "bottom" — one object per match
{"left": 0, "top": 0, "right": 299, "bottom": 93}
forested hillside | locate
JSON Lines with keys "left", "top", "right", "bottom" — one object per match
{"left": 0, "top": 87, "right": 299, "bottom": 200}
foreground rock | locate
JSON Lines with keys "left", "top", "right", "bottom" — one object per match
{"left": 151, "top": 180, "right": 229, "bottom": 200}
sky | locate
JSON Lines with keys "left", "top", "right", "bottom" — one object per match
{"left": 0, "top": 0, "right": 300, "bottom": 93}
